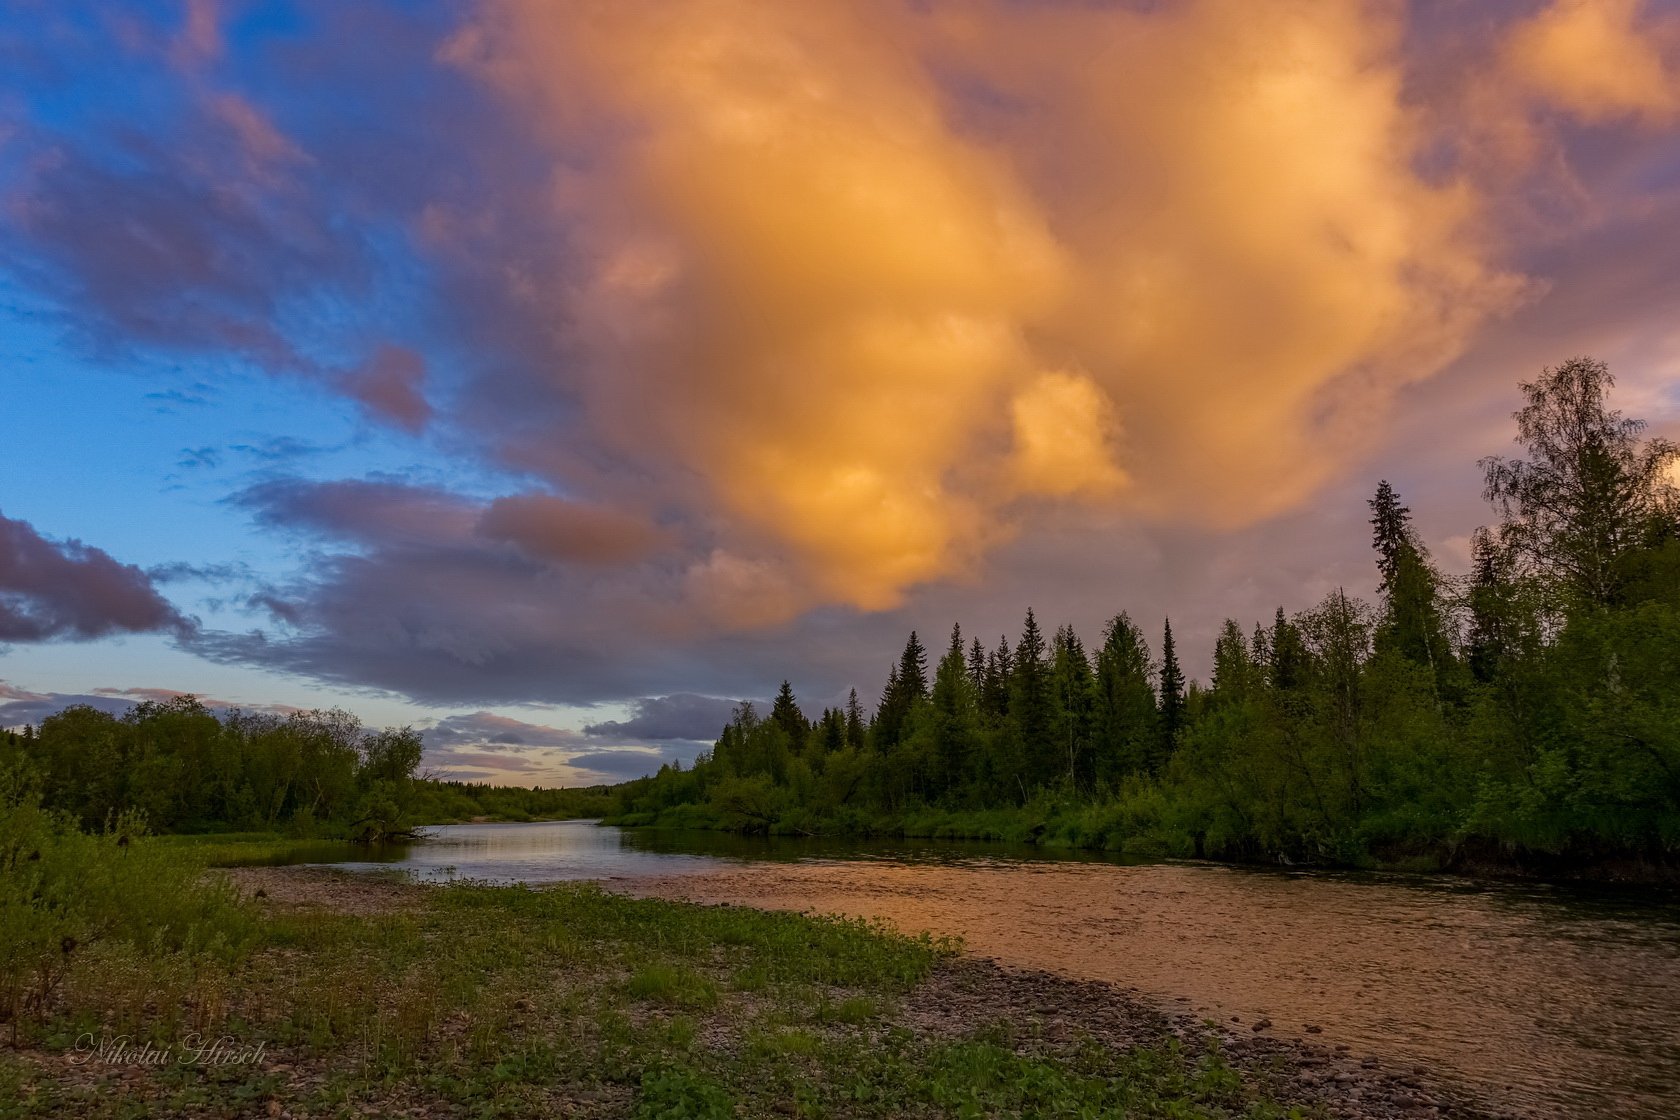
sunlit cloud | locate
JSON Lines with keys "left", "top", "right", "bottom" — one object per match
{"left": 447, "top": 0, "right": 1524, "bottom": 617}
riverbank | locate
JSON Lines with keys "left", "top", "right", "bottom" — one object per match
{"left": 3, "top": 864, "right": 1505, "bottom": 1120}
{"left": 606, "top": 805, "right": 1680, "bottom": 886}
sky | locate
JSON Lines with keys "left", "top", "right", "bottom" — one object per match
{"left": 2, "top": 0, "right": 1678, "bottom": 786}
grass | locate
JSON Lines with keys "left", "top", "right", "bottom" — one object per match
{"left": 151, "top": 832, "right": 369, "bottom": 868}
{"left": 2, "top": 786, "right": 1324, "bottom": 1118}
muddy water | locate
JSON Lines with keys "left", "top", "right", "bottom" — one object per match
{"left": 307, "top": 822, "right": 1680, "bottom": 1119}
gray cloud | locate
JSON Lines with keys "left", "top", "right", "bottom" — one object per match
{"left": 582, "top": 694, "right": 747, "bottom": 743}
{"left": 0, "top": 512, "right": 187, "bottom": 642}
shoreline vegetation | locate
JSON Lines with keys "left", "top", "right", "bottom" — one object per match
{"left": 610, "top": 360, "right": 1680, "bottom": 885}
{"left": 1, "top": 817, "right": 1500, "bottom": 1119}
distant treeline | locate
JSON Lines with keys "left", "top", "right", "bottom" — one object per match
{"left": 612, "top": 358, "right": 1680, "bottom": 875}
{"left": 0, "top": 701, "right": 609, "bottom": 839}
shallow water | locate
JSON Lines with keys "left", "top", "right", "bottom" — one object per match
{"left": 303, "top": 821, "right": 1680, "bottom": 1119}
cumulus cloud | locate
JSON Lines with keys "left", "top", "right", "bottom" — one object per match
{"left": 1508, "top": 0, "right": 1680, "bottom": 124}
{"left": 0, "top": 513, "right": 186, "bottom": 641}
{"left": 441, "top": 0, "right": 1523, "bottom": 617}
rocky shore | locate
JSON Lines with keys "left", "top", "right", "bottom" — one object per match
{"left": 900, "top": 956, "right": 1508, "bottom": 1120}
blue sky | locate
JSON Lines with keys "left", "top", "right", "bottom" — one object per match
{"left": 2, "top": 0, "right": 1678, "bottom": 784}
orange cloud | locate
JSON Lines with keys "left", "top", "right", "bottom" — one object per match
{"left": 1508, "top": 0, "right": 1680, "bottom": 124}
{"left": 448, "top": 0, "right": 1527, "bottom": 620}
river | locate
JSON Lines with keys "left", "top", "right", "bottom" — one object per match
{"left": 302, "top": 820, "right": 1680, "bottom": 1119}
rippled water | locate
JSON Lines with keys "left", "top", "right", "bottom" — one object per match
{"left": 303, "top": 821, "right": 1680, "bottom": 1119}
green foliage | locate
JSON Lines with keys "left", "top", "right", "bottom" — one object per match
{"left": 635, "top": 1065, "right": 735, "bottom": 1119}
{"left": 0, "top": 698, "right": 609, "bottom": 844}
{"left": 0, "top": 765, "right": 258, "bottom": 1037}
{"left": 614, "top": 357, "right": 1680, "bottom": 875}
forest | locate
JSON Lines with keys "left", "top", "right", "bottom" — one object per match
{"left": 0, "top": 701, "right": 611, "bottom": 840}
{"left": 612, "top": 358, "right": 1680, "bottom": 873}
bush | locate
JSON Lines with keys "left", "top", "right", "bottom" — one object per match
{"left": 0, "top": 763, "right": 258, "bottom": 1038}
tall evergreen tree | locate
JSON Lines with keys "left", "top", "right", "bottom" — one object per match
{"left": 898, "top": 631, "right": 930, "bottom": 703}
{"left": 1093, "top": 612, "right": 1156, "bottom": 783}
{"left": 770, "top": 680, "right": 808, "bottom": 754}
{"left": 1369, "top": 480, "right": 1413, "bottom": 593}
{"left": 982, "top": 636, "right": 1013, "bottom": 720}
{"left": 967, "top": 636, "right": 988, "bottom": 694}
{"left": 1466, "top": 527, "right": 1510, "bottom": 684}
{"left": 928, "top": 633, "right": 983, "bottom": 800}
{"left": 818, "top": 707, "right": 845, "bottom": 755}
{"left": 844, "top": 688, "right": 867, "bottom": 749}
{"left": 1157, "top": 618, "right": 1186, "bottom": 765}
{"left": 1269, "top": 607, "right": 1309, "bottom": 693}
{"left": 1007, "top": 609, "right": 1056, "bottom": 793}
{"left": 1051, "top": 624, "right": 1097, "bottom": 788}
{"left": 1367, "top": 481, "right": 1454, "bottom": 692}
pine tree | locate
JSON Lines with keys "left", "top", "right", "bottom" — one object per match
{"left": 1094, "top": 612, "right": 1157, "bottom": 782}
{"left": 1369, "top": 479, "right": 1413, "bottom": 593}
{"left": 819, "top": 707, "right": 845, "bottom": 755}
{"left": 844, "top": 688, "right": 867, "bottom": 749}
{"left": 982, "top": 636, "right": 1013, "bottom": 720}
{"left": 1051, "top": 624, "right": 1097, "bottom": 788}
{"left": 1367, "top": 480, "right": 1454, "bottom": 694}
{"left": 929, "top": 634, "right": 982, "bottom": 800}
{"left": 874, "top": 664, "right": 903, "bottom": 750}
{"left": 1008, "top": 608, "right": 1056, "bottom": 790}
{"left": 1466, "top": 527, "right": 1508, "bottom": 684}
{"left": 770, "top": 680, "right": 808, "bottom": 753}
{"left": 1269, "top": 607, "right": 1309, "bottom": 693}
{"left": 898, "top": 631, "right": 929, "bottom": 703}
{"left": 1157, "top": 618, "right": 1186, "bottom": 766}
{"left": 967, "top": 636, "right": 988, "bottom": 694}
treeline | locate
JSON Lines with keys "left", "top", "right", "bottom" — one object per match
{"left": 411, "top": 779, "right": 615, "bottom": 825}
{"left": 613, "top": 358, "right": 1680, "bottom": 873}
{"left": 0, "top": 699, "right": 610, "bottom": 840}
{"left": 0, "top": 698, "right": 425, "bottom": 840}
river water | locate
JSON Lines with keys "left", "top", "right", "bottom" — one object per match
{"left": 303, "top": 820, "right": 1680, "bottom": 1119}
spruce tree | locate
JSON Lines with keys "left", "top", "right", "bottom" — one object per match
{"left": 770, "top": 680, "right": 808, "bottom": 753}
{"left": 1051, "top": 624, "right": 1097, "bottom": 788}
{"left": 899, "top": 630, "right": 929, "bottom": 701}
{"left": 844, "top": 688, "right": 867, "bottom": 749}
{"left": 967, "top": 636, "right": 988, "bottom": 694}
{"left": 930, "top": 634, "right": 982, "bottom": 800}
{"left": 1369, "top": 479, "right": 1412, "bottom": 593}
{"left": 1094, "top": 612, "right": 1157, "bottom": 781}
{"left": 1156, "top": 618, "right": 1186, "bottom": 766}
{"left": 1008, "top": 608, "right": 1056, "bottom": 790}
{"left": 1367, "top": 480, "right": 1454, "bottom": 692}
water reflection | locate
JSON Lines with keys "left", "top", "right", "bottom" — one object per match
{"left": 300, "top": 821, "right": 1680, "bottom": 1119}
